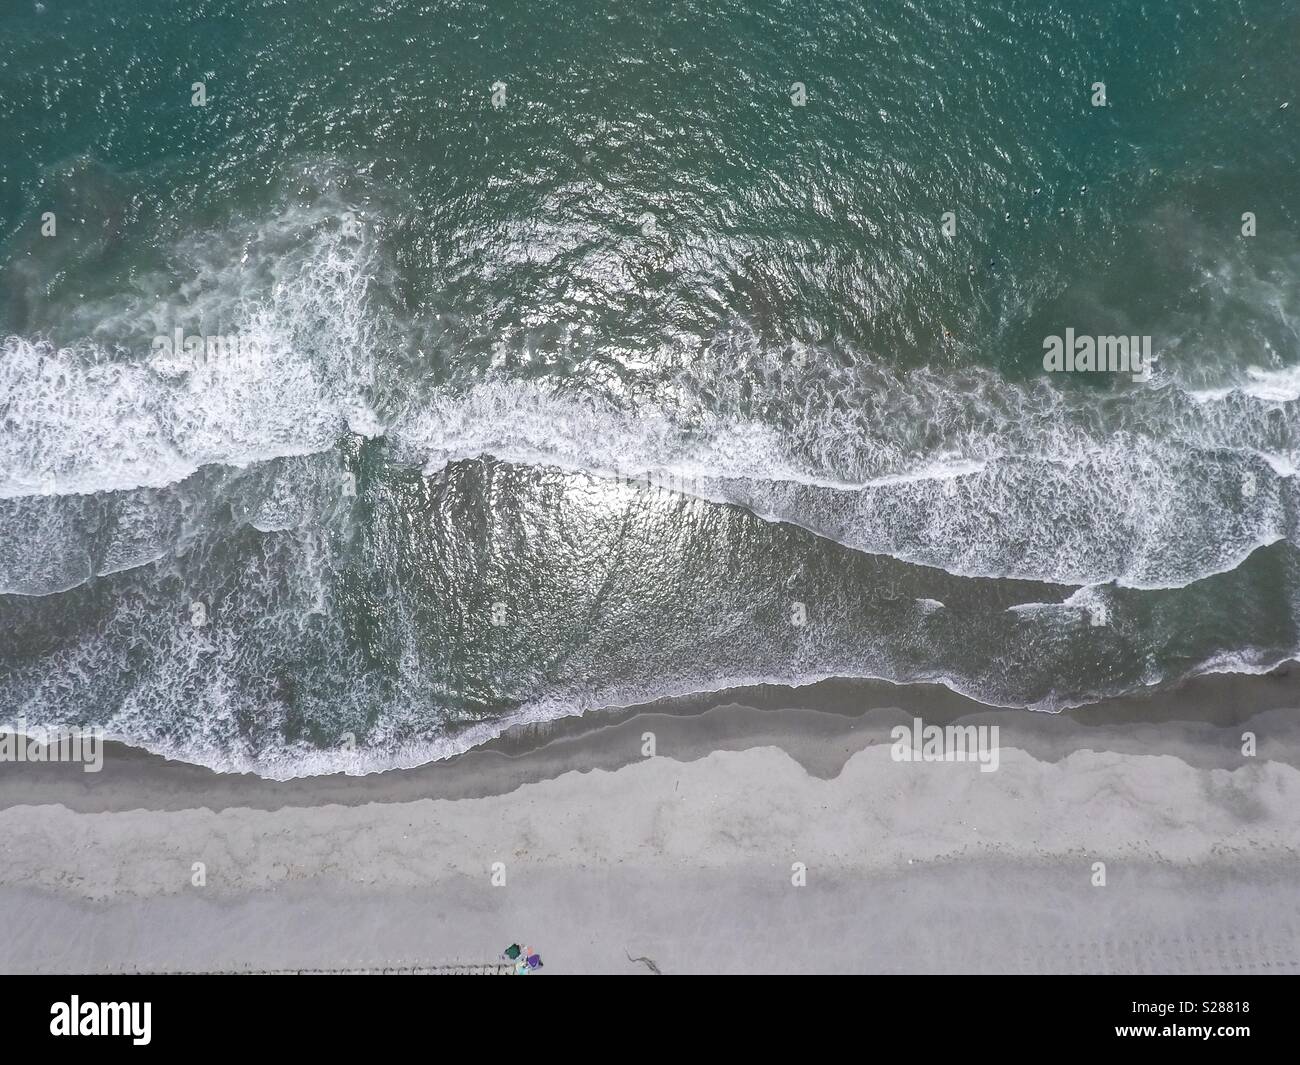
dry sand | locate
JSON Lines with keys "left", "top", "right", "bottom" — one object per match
{"left": 1, "top": 673, "right": 1299, "bottom": 974}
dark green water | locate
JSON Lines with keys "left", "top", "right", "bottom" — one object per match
{"left": 1, "top": 0, "right": 1298, "bottom": 774}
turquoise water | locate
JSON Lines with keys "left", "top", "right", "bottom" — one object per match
{"left": 1, "top": 1, "right": 1298, "bottom": 775}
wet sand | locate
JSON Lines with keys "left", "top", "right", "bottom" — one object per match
{"left": 1, "top": 670, "right": 1299, "bottom": 973}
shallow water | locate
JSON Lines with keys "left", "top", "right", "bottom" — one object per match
{"left": 1, "top": 0, "right": 1298, "bottom": 775}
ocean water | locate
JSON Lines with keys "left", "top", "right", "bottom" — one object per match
{"left": 1, "top": 0, "right": 1297, "bottom": 776}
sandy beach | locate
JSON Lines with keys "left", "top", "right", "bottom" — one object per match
{"left": 4, "top": 0, "right": 1300, "bottom": 994}
{"left": 2, "top": 671, "right": 1299, "bottom": 974}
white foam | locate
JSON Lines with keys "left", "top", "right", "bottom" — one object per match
{"left": 393, "top": 368, "right": 1299, "bottom": 590}
{"left": 0, "top": 204, "right": 378, "bottom": 501}
{"left": 1008, "top": 587, "right": 1112, "bottom": 628}
{"left": 5, "top": 203, "right": 1298, "bottom": 596}
{"left": 1190, "top": 365, "right": 1300, "bottom": 403}
{"left": 20, "top": 644, "right": 1300, "bottom": 779}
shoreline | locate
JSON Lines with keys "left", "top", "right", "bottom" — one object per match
{"left": 3, "top": 665, "right": 1299, "bottom": 812}
{"left": 2, "top": 666, "right": 1299, "bottom": 973}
